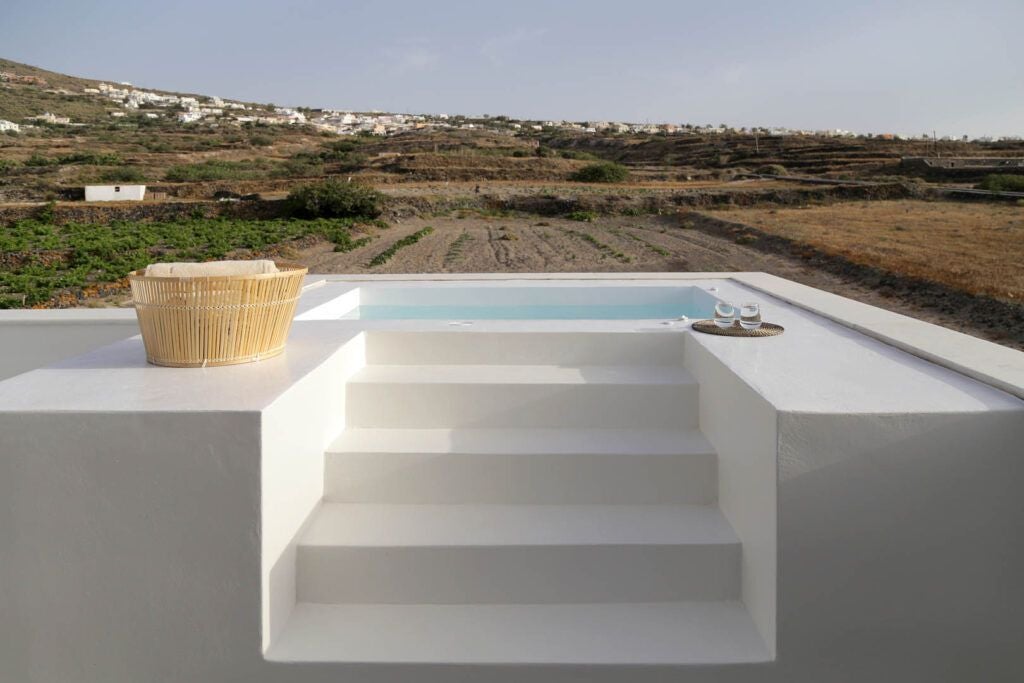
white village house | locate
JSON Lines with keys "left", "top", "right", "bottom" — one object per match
{"left": 85, "top": 184, "right": 146, "bottom": 201}
{"left": 0, "top": 119, "right": 20, "bottom": 132}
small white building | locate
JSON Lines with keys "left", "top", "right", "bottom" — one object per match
{"left": 85, "top": 185, "right": 146, "bottom": 202}
{"left": 0, "top": 119, "right": 19, "bottom": 133}
{"left": 32, "top": 112, "right": 71, "bottom": 125}
{"left": 274, "top": 107, "right": 307, "bottom": 124}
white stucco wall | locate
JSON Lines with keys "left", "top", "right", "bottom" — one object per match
{"left": 770, "top": 409, "right": 1024, "bottom": 682}
{"left": 685, "top": 340, "right": 778, "bottom": 655}
{"left": 261, "top": 332, "right": 364, "bottom": 650}
{"left": 84, "top": 184, "right": 146, "bottom": 201}
{"left": 0, "top": 310, "right": 139, "bottom": 381}
{"left": 0, "top": 410, "right": 263, "bottom": 682}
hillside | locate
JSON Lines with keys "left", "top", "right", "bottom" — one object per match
{"left": 4, "top": 56, "right": 1024, "bottom": 201}
{"left": 543, "top": 132, "right": 1024, "bottom": 179}
{"left": 0, "top": 58, "right": 112, "bottom": 124}
{"left": 0, "top": 58, "right": 258, "bottom": 124}
{"left": 0, "top": 57, "right": 106, "bottom": 90}
{"left": 4, "top": 56, "right": 1024, "bottom": 206}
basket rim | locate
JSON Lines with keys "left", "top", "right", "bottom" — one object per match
{"left": 127, "top": 262, "right": 308, "bottom": 282}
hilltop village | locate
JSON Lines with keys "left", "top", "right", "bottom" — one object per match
{"left": 4, "top": 70, "right": 1021, "bottom": 142}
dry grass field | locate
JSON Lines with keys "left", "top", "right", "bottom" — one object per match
{"left": 704, "top": 200, "right": 1024, "bottom": 304}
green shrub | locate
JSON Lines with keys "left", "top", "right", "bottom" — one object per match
{"left": 567, "top": 230, "right": 631, "bottom": 263}
{"left": 570, "top": 162, "right": 629, "bottom": 183}
{"left": 977, "top": 174, "right": 1024, "bottom": 192}
{"left": 323, "top": 139, "right": 362, "bottom": 155}
{"left": 144, "top": 140, "right": 172, "bottom": 153}
{"left": 270, "top": 158, "right": 323, "bottom": 179}
{"left": 249, "top": 135, "right": 274, "bottom": 147}
{"left": 335, "top": 236, "right": 373, "bottom": 253}
{"left": 319, "top": 141, "right": 368, "bottom": 170}
{"left": 25, "top": 152, "right": 122, "bottom": 166}
{"left": 566, "top": 210, "right": 598, "bottom": 222}
{"left": 286, "top": 179, "right": 384, "bottom": 219}
{"left": 165, "top": 160, "right": 267, "bottom": 182}
{"left": 25, "top": 154, "right": 55, "bottom": 167}
{"left": 35, "top": 201, "right": 56, "bottom": 224}
{"left": 559, "top": 149, "right": 599, "bottom": 161}
{"left": 367, "top": 227, "right": 433, "bottom": 267}
{"left": 0, "top": 158, "right": 20, "bottom": 173}
{"left": 60, "top": 152, "right": 121, "bottom": 165}
{"left": 98, "top": 167, "right": 147, "bottom": 183}
{"left": 756, "top": 164, "right": 787, "bottom": 176}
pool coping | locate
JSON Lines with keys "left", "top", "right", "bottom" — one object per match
{"left": 302, "top": 272, "right": 1024, "bottom": 400}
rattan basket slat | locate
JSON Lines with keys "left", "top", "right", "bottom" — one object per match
{"left": 128, "top": 263, "right": 308, "bottom": 367}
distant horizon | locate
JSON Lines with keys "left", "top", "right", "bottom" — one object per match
{"left": 2, "top": 0, "right": 1021, "bottom": 138}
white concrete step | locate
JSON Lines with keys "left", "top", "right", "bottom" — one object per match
{"left": 266, "top": 601, "right": 770, "bottom": 665}
{"left": 325, "top": 428, "right": 717, "bottom": 504}
{"left": 365, "top": 330, "right": 686, "bottom": 366}
{"left": 345, "top": 364, "right": 699, "bottom": 428}
{"left": 296, "top": 503, "right": 740, "bottom": 604}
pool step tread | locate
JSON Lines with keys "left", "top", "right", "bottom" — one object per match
{"left": 296, "top": 504, "right": 740, "bottom": 603}
{"left": 364, "top": 331, "right": 687, "bottom": 367}
{"left": 327, "top": 427, "right": 714, "bottom": 456}
{"left": 266, "top": 601, "right": 770, "bottom": 665}
{"left": 350, "top": 364, "right": 696, "bottom": 386}
{"left": 324, "top": 428, "right": 718, "bottom": 504}
{"left": 346, "top": 365, "right": 700, "bottom": 429}
{"left": 300, "top": 503, "right": 737, "bottom": 547}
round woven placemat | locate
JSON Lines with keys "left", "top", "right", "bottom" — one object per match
{"left": 692, "top": 320, "right": 784, "bottom": 337}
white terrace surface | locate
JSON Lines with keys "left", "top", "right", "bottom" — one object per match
{"left": 1, "top": 273, "right": 1022, "bottom": 683}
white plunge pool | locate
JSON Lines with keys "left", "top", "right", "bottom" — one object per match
{"left": 299, "top": 284, "right": 720, "bottom": 321}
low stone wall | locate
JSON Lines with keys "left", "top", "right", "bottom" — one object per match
{"left": 1, "top": 182, "right": 922, "bottom": 227}
{"left": 501, "top": 183, "right": 918, "bottom": 214}
{"left": 379, "top": 183, "right": 920, "bottom": 219}
{"left": 901, "top": 156, "right": 1024, "bottom": 180}
{"left": 0, "top": 199, "right": 289, "bottom": 225}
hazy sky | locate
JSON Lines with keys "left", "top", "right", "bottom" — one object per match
{"left": 3, "top": 0, "right": 1021, "bottom": 136}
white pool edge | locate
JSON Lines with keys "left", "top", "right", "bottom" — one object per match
{"left": 297, "top": 272, "right": 1024, "bottom": 400}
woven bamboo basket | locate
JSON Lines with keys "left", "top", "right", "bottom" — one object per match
{"left": 128, "top": 263, "right": 308, "bottom": 367}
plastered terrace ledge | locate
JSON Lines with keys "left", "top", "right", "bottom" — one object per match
{"left": 731, "top": 272, "right": 1024, "bottom": 400}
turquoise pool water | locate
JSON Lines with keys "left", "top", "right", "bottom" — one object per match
{"left": 343, "top": 303, "right": 708, "bottom": 320}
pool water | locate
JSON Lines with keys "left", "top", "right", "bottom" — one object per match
{"left": 296, "top": 284, "right": 720, "bottom": 322}
{"left": 344, "top": 303, "right": 707, "bottom": 320}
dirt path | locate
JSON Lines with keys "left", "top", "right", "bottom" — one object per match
{"left": 295, "top": 213, "right": 1022, "bottom": 349}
